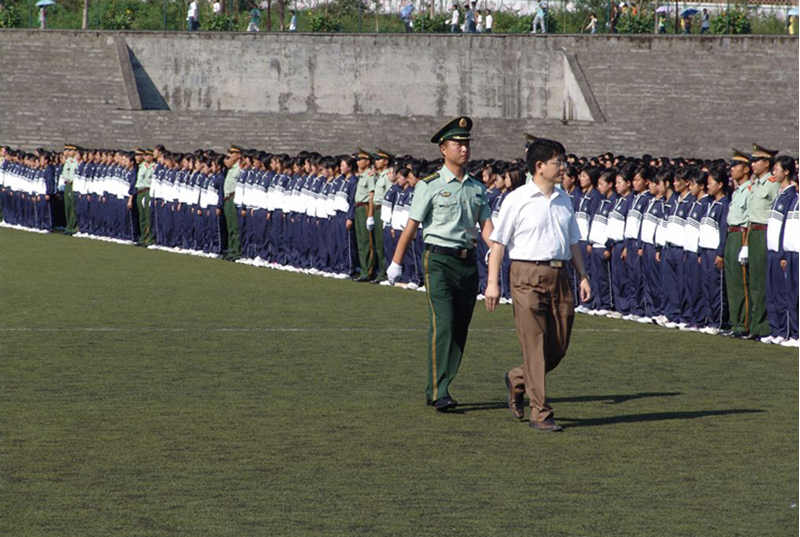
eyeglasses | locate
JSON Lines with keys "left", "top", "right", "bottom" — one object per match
{"left": 546, "top": 159, "right": 566, "bottom": 168}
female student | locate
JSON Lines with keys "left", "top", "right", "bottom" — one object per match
{"left": 662, "top": 168, "right": 694, "bottom": 328}
{"left": 606, "top": 166, "right": 634, "bottom": 318}
{"left": 639, "top": 168, "right": 666, "bottom": 322}
{"left": 653, "top": 169, "right": 675, "bottom": 326}
{"left": 574, "top": 166, "right": 602, "bottom": 313}
{"left": 681, "top": 170, "right": 711, "bottom": 331}
{"left": 697, "top": 168, "right": 730, "bottom": 334}
{"left": 623, "top": 166, "right": 653, "bottom": 321}
{"left": 587, "top": 170, "right": 617, "bottom": 315}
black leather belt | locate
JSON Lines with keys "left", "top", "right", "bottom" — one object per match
{"left": 425, "top": 243, "right": 476, "bottom": 260}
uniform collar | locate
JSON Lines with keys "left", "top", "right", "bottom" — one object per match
{"left": 524, "top": 180, "right": 562, "bottom": 200}
{"left": 439, "top": 164, "right": 468, "bottom": 184}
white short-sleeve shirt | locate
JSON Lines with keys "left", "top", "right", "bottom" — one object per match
{"left": 490, "top": 181, "right": 580, "bottom": 261}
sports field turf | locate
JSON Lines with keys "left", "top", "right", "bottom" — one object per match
{"left": 1, "top": 227, "right": 797, "bottom": 537}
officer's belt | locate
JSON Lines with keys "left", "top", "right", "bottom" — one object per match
{"left": 728, "top": 226, "right": 747, "bottom": 233}
{"left": 136, "top": 188, "right": 150, "bottom": 194}
{"left": 223, "top": 192, "right": 235, "bottom": 201}
{"left": 425, "top": 243, "right": 476, "bottom": 260}
{"left": 750, "top": 223, "right": 768, "bottom": 231}
{"left": 513, "top": 259, "right": 567, "bottom": 268}
{"left": 355, "top": 202, "right": 369, "bottom": 208}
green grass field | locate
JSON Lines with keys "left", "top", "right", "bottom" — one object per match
{"left": 1, "top": 227, "right": 797, "bottom": 537}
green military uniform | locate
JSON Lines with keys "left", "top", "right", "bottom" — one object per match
{"left": 407, "top": 117, "right": 491, "bottom": 405}
{"left": 372, "top": 149, "right": 394, "bottom": 282}
{"left": 223, "top": 146, "right": 243, "bottom": 260}
{"left": 62, "top": 144, "right": 79, "bottom": 234}
{"left": 134, "top": 149, "right": 154, "bottom": 245}
{"left": 354, "top": 149, "right": 376, "bottom": 280}
{"left": 745, "top": 144, "right": 781, "bottom": 337}
{"left": 723, "top": 149, "right": 752, "bottom": 335}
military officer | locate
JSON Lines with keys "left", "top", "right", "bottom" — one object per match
{"left": 721, "top": 149, "right": 752, "bottom": 338}
{"left": 62, "top": 143, "right": 79, "bottom": 235}
{"left": 353, "top": 148, "right": 376, "bottom": 281}
{"left": 130, "top": 148, "right": 155, "bottom": 245}
{"left": 738, "top": 144, "right": 781, "bottom": 338}
{"left": 222, "top": 145, "right": 243, "bottom": 261}
{"left": 371, "top": 148, "right": 394, "bottom": 283}
{"left": 387, "top": 117, "right": 493, "bottom": 412}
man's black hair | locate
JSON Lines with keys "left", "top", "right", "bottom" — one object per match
{"left": 525, "top": 137, "right": 566, "bottom": 175}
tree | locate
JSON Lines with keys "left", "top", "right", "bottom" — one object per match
{"left": 82, "top": 0, "right": 88, "bottom": 29}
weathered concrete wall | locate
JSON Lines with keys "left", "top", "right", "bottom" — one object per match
{"left": 0, "top": 30, "right": 797, "bottom": 160}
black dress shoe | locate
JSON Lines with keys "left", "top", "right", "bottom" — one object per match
{"left": 529, "top": 418, "right": 562, "bottom": 432}
{"left": 433, "top": 396, "right": 458, "bottom": 412}
{"left": 505, "top": 373, "right": 525, "bottom": 420}
{"left": 719, "top": 330, "right": 735, "bottom": 338}
{"left": 352, "top": 276, "right": 370, "bottom": 282}
{"left": 736, "top": 333, "right": 757, "bottom": 340}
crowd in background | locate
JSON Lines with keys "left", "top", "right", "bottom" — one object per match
{"left": 0, "top": 142, "right": 797, "bottom": 348}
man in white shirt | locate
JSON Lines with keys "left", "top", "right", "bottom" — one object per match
{"left": 187, "top": 1, "right": 199, "bottom": 30}
{"left": 213, "top": 1, "right": 221, "bottom": 14}
{"left": 485, "top": 137, "right": 590, "bottom": 432}
{"left": 450, "top": 4, "right": 460, "bottom": 32}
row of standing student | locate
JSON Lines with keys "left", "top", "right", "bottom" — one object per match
{"left": 556, "top": 159, "right": 798, "bottom": 347}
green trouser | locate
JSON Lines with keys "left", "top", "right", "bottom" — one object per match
{"left": 747, "top": 229, "right": 769, "bottom": 337}
{"left": 354, "top": 205, "right": 374, "bottom": 278}
{"left": 373, "top": 207, "right": 386, "bottom": 280}
{"left": 223, "top": 197, "right": 241, "bottom": 258}
{"left": 136, "top": 191, "right": 151, "bottom": 244}
{"left": 423, "top": 249, "right": 479, "bottom": 402}
{"left": 723, "top": 231, "right": 749, "bottom": 334}
{"left": 64, "top": 183, "right": 77, "bottom": 233}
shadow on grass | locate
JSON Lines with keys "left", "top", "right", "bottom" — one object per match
{"left": 558, "top": 409, "right": 765, "bottom": 428}
{"left": 450, "top": 392, "right": 683, "bottom": 414}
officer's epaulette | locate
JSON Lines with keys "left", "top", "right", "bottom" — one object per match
{"left": 421, "top": 173, "right": 440, "bottom": 183}
{"left": 768, "top": 176, "right": 778, "bottom": 183}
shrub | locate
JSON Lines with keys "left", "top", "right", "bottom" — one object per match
{"left": 0, "top": 4, "right": 22, "bottom": 28}
{"left": 202, "top": 13, "right": 238, "bottom": 31}
{"left": 616, "top": 11, "right": 654, "bottom": 34}
{"left": 711, "top": 9, "right": 751, "bottom": 34}
{"left": 413, "top": 12, "right": 448, "bottom": 32}
{"left": 308, "top": 11, "right": 341, "bottom": 31}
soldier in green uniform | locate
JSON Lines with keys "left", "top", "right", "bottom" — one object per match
{"left": 353, "top": 148, "right": 376, "bottom": 281}
{"left": 371, "top": 148, "right": 394, "bottom": 283}
{"left": 738, "top": 144, "right": 781, "bottom": 338}
{"left": 62, "top": 143, "right": 79, "bottom": 235}
{"left": 721, "top": 149, "right": 753, "bottom": 338}
{"left": 387, "top": 117, "right": 493, "bottom": 411}
{"left": 130, "top": 148, "right": 155, "bottom": 246}
{"left": 222, "top": 145, "right": 243, "bottom": 261}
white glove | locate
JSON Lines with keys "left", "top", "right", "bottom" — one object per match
{"left": 387, "top": 261, "right": 402, "bottom": 284}
{"left": 366, "top": 216, "right": 375, "bottom": 231}
{"left": 738, "top": 246, "right": 749, "bottom": 265}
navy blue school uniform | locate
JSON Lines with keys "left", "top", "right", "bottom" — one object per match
{"left": 315, "top": 179, "right": 333, "bottom": 272}
{"left": 639, "top": 194, "right": 664, "bottom": 318}
{"left": 588, "top": 192, "right": 616, "bottom": 312}
{"left": 576, "top": 188, "right": 602, "bottom": 307}
{"left": 623, "top": 190, "right": 651, "bottom": 317}
{"left": 607, "top": 192, "right": 633, "bottom": 314}
{"left": 680, "top": 194, "right": 708, "bottom": 326}
{"left": 124, "top": 166, "right": 138, "bottom": 241}
{"left": 382, "top": 183, "right": 402, "bottom": 274}
{"left": 492, "top": 190, "right": 513, "bottom": 299}
{"left": 782, "top": 196, "right": 799, "bottom": 341}
{"left": 40, "top": 164, "right": 56, "bottom": 230}
{"left": 766, "top": 184, "right": 797, "bottom": 339}
{"left": 698, "top": 196, "right": 730, "bottom": 329}
{"left": 306, "top": 175, "right": 324, "bottom": 269}
{"left": 334, "top": 174, "right": 358, "bottom": 276}
{"left": 566, "top": 186, "right": 583, "bottom": 304}
{"left": 478, "top": 188, "right": 502, "bottom": 294}
{"left": 662, "top": 192, "right": 692, "bottom": 323}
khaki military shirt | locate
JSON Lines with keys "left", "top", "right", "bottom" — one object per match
{"left": 135, "top": 162, "right": 154, "bottom": 189}
{"left": 747, "top": 172, "right": 780, "bottom": 225}
{"left": 223, "top": 163, "right": 241, "bottom": 196}
{"left": 62, "top": 157, "right": 78, "bottom": 182}
{"left": 373, "top": 169, "right": 391, "bottom": 209}
{"left": 408, "top": 165, "right": 491, "bottom": 249}
{"left": 355, "top": 170, "right": 375, "bottom": 204}
{"left": 726, "top": 179, "right": 751, "bottom": 227}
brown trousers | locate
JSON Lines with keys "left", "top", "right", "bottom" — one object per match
{"left": 507, "top": 261, "right": 575, "bottom": 423}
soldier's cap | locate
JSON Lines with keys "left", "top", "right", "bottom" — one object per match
{"left": 64, "top": 143, "right": 77, "bottom": 150}
{"left": 750, "top": 144, "right": 779, "bottom": 160}
{"left": 374, "top": 148, "right": 394, "bottom": 160}
{"left": 430, "top": 116, "right": 473, "bottom": 144}
{"left": 730, "top": 148, "right": 750, "bottom": 166}
{"left": 355, "top": 147, "right": 373, "bottom": 160}
{"left": 134, "top": 147, "right": 149, "bottom": 156}
{"left": 228, "top": 145, "right": 244, "bottom": 154}
{"left": 523, "top": 132, "right": 538, "bottom": 147}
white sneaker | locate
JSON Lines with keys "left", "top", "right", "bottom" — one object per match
{"left": 406, "top": 282, "right": 419, "bottom": 290}
{"left": 607, "top": 311, "right": 624, "bottom": 320}
{"left": 587, "top": 309, "right": 598, "bottom": 316}
{"left": 477, "top": 294, "right": 485, "bottom": 301}
{"left": 379, "top": 280, "right": 392, "bottom": 286}
{"left": 595, "top": 309, "right": 610, "bottom": 317}
{"left": 637, "top": 317, "right": 653, "bottom": 324}
{"left": 760, "top": 336, "right": 776, "bottom": 344}
{"left": 416, "top": 286, "right": 426, "bottom": 292}
{"left": 780, "top": 338, "right": 799, "bottom": 347}
{"left": 500, "top": 298, "right": 511, "bottom": 305}
{"left": 685, "top": 326, "right": 699, "bottom": 332}
{"left": 771, "top": 336, "right": 786, "bottom": 345}
{"left": 700, "top": 327, "right": 720, "bottom": 335}
{"left": 664, "top": 322, "right": 679, "bottom": 329}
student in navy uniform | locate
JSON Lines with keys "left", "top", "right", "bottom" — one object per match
{"left": 622, "top": 166, "right": 652, "bottom": 322}
{"left": 587, "top": 169, "right": 617, "bottom": 315}
{"left": 662, "top": 168, "right": 693, "bottom": 328}
{"left": 762, "top": 156, "right": 797, "bottom": 345}
{"left": 607, "top": 166, "right": 633, "bottom": 318}
{"left": 680, "top": 170, "right": 709, "bottom": 330}
{"left": 639, "top": 167, "right": 665, "bottom": 322}
{"left": 697, "top": 168, "right": 730, "bottom": 334}
{"left": 653, "top": 168, "right": 675, "bottom": 326}
{"left": 574, "top": 166, "right": 601, "bottom": 313}
{"left": 781, "top": 188, "right": 799, "bottom": 347}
